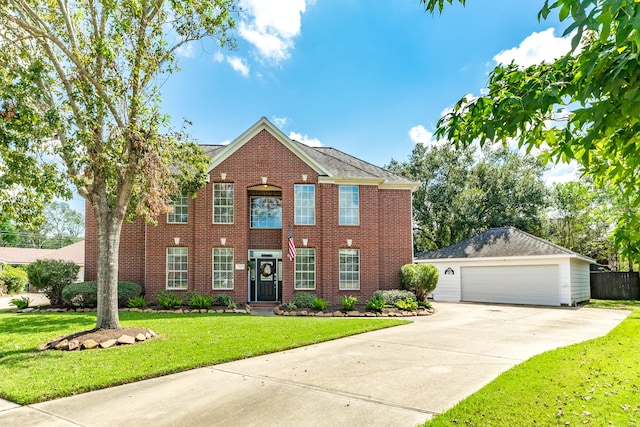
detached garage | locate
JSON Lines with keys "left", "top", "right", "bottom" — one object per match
{"left": 415, "top": 227, "right": 593, "bottom": 306}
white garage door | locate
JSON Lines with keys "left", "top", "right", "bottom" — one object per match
{"left": 461, "top": 265, "right": 560, "bottom": 306}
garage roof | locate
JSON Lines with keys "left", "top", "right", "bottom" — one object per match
{"left": 415, "top": 227, "right": 594, "bottom": 262}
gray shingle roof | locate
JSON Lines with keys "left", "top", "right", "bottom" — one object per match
{"left": 415, "top": 227, "right": 588, "bottom": 260}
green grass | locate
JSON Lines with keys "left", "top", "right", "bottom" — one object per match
{"left": 425, "top": 306, "right": 639, "bottom": 426}
{"left": 0, "top": 311, "right": 407, "bottom": 404}
{"left": 586, "top": 298, "right": 640, "bottom": 310}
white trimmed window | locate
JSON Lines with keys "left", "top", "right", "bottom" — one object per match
{"left": 294, "top": 248, "right": 316, "bottom": 290}
{"left": 250, "top": 196, "right": 282, "bottom": 228}
{"left": 339, "top": 185, "right": 359, "bottom": 225}
{"left": 166, "top": 247, "right": 188, "bottom": 289}
{"left": 213, "top": 183, "right": 234, "bottom": 224}
{"left": 213, "top": 248, "right": 234, "bottom": 290}
{"left": 294, "top": 184, "right": 315, "bottom": 225}
{"left": 167, "top": 194, "right": 188, "bottom": 224}
{"left": 339, "top": 248, "right": 360, "bottom": 290}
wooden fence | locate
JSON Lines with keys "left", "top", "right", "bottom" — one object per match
{"left": 590, "top": 272, "right": 640, "bottom": 300}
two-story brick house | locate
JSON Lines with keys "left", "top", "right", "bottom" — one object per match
{"left": 85, "top": 117, "right": 418, "bottom": 305}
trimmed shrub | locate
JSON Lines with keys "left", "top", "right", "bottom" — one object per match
{"left": 10, "top": 296, "right": 31, "bottom": 309}
{"left": 292, "top": 292, "right": 317, "bottom": 309}
{"left": 340, "top": 295, "right": 358, "bottom": 311}
{"left": 400, "top": 263, "right": 439, "bottom": 301}
{"left": 395, "top": 298, "right": 419, "bottom": 311}
{"left": 0, "top": 265, "right": 29, "bottom": 294}
{"left": 27, "top": 260, "right": 79, "bottom": 306}
{"left": 311, "top": 297, "right": 329, "bottom": 311}
{"left": 128, "top": 295, "right": 147, "bottom": 309}
{"left": 213, "top": 293, "right": 235, "bottom": 308}
{"left": 372, "top": 289, "right": 416, "bottom": 305}
{"left": 62, "top": 281, "right": 142, "bottom": 307}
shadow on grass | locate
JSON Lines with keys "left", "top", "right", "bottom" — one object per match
{"left": 1, "top": 312, "right": 96, "bottom": 335}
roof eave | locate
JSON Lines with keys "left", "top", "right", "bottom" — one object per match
{"left": 414, "top": 254, "right": 596, "bottom": 263}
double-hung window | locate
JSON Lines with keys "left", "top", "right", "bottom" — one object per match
{"left": 339, "top": 248, "right": 360, "bottom": 290}
{"left": 294, "top": 184, "right": 315, "bottom": 225}
{"left": 166, "top": 247, "right": 188, "bottom": 289}
{"left": 294, "top": 248, "right": 316, "bottom": 290}
{"left": 213, "top": 183, "right": 234, "bottom": 224}
{"left": 339, "top": 185, "right": 359, "bottom": 225}
{"left": 213, "top": 248, "right": 234, "bottom": 290}
{"left": 167, "top": 194, "right": 188, "bottom": 224}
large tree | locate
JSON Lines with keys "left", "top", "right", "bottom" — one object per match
{"left": 421, "top": 0, "right": 640, "bottom": 266}
{"left": 388, "top": 145, "right": 548, "bottom": 252}
{"left": 1, "top": 1, "right": 236, "bottom": 329}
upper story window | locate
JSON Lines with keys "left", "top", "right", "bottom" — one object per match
{"left": 339, "top": 185, "right": 359, "bottom": 225}
{"left": 294, "top": 184, "right": 315, "bottom": 225}
{"left": 213, "top": 183, "right": 234, "bottom": 224}
{"left": 251, "top": 196, "right": 282, "bottom": 228}
{"left": 167, "top": 194, "right": 188, "bottom": 224}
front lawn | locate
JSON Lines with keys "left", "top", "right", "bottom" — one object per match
{"left": 0, "top": 311, "right": 407, "bottom": 404}
{"left": 424, "top": 305, "right": 639, "bottom": 426}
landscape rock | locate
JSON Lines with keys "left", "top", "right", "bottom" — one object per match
{"left": 54, "top": 339, "right": 69, "bottom": 350}
{"left": 117, "top": 335, "right": 136, "bottom": 345}
{"left": 82, "top": 339, "right": 99, "bottom": 349}
{"left": 100, "top": 339, "right": 117, "bottom": 348}
{"left": 135, "top": 333, "right": 146, "bottom": 342}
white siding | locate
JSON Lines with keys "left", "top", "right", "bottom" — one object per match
{"left": 570, "top": 258, "right": 591, "bottom": 305}
{"left": 429, "top": 262, "right": 462, "bottom": 302}
{"left": 461, "top": 265, "right": 560, "bottom": 306}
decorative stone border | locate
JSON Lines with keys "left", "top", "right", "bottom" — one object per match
{"left": 274, "top": 306, "right": 434, "bottom": 317}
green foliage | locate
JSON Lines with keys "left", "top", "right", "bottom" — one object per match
{"left": 127, "top": 295, "right": 147, "bottom": 309}
{"left": 395, "top": 298, "right": 419, "bottom": 311}
{"left": 27, "top": 260, "right": 79, "bottom": 306}
{"left": 156, "top": 291, "right": 183, "bottom": 310}
{"left": 372, "top": 290, "right": 416, "bottom": 305}
{"left": 285, "top": 302, "right": 297, "bottom": 310}
{"left": 340, "top": 295, "right": 358, "bottom": 311}
{"left": 311, "top": 297, "right": 329, "bottom": 311}
{"left": 366, "top": 296, "right": 386, "bottom": 312}
{"left": 186, "top": 292, "right": 214, "bottom": 310}
{"left": 388, "top": 145, "right": 548, "bottom": 252}
{"left": 0, "top": 265, "right": 28, "bottom": 294}
{"left": 9, "top": 296, "right": 31, "bottom": 310}
{"left": 213, "top": 293, "right": 235, "bottom": 308}
{"left": 291, "top": 292, "right": 317, "bottom": 309}
{"left": 414, "top": 264, "right": 439, "bottom": 301}
{"left": 421, "top": 0, "right": 640, "bottom": 266}
{"left": 62, "top": 281, "right": 142, "bottom": 308}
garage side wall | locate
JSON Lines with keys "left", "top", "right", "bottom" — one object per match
{"left": 570, "top": 258, "right": 591, "bottom": 305}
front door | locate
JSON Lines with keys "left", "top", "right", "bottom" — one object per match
{"left": 257, "top": 258, "right": 277, "bottom": 301}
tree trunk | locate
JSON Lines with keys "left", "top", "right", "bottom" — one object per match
{"left": 95, "top": 211, "right": 124, "bottom": 330}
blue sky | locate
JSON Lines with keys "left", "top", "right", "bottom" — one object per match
{"left": 71, "top": 1, "right": 579, "bottom": 213}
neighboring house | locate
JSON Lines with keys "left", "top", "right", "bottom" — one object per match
{"left": 84, "top": 117, "right": 418, "bottom": 304}
{"left": 0, "top": 240, "right": 85, "bottom": 282}
{"left": 415, "top": 227, "right": 593, "bottom": 306}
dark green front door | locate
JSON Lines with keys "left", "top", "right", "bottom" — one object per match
{"left": 257, "top": 258, "right": 277, "bottom": 301}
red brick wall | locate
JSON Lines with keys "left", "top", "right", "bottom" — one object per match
{"left": 84, "top": 128, "right": 414, "bottom": 304}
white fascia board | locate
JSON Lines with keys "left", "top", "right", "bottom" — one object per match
{"left": 414, "top": 254, "right": 594, "bottom": 264}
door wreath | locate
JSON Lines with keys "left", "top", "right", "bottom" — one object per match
{"left": 260, "top": 262, "right": 273, "bottom": 278}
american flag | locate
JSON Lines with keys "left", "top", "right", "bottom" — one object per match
{"left": 288, "top": 225, "right": 296, "bottom": 261}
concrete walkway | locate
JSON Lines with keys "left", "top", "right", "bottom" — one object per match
{"left": 0, "top": 303, "right": 628, "bottom": 427}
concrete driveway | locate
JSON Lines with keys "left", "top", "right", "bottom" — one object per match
{"left": 0, "top": 303, "right": 628, "bottom": 427}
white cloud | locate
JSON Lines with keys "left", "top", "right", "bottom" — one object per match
{"left": 238, "top": 0, "right": 313, "bottom": 63}
{"left": 408, "top": 125, "right": 436, "bottom": 145}
{"left": 493, "top": 28, "right": 573, "bottom": 68}
{"left": 175, "top": 43, "right": 195, "bottom": 58}
{"left": 272, "top": 116, "right": 289, "bottom": 128}
{"left": 543, "top": 160, "right": 580, "bottom": 186}
{"left": 289, "top": 131, "right": 322, "bottom": 147}
{"left": 219, "top": 139, "right": 231, "bottom": 146}
{"left": 214, "top": 52, "right": 250, "bottom": 77}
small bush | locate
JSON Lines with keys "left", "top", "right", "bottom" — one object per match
{"left": 311, "top": 297, "right": 329, "bottom": 311}
{"left": 27, "top": 259, "right": 79, "bottom": 306}
{"left": 0, "top": 265, "right": 29, "bottom": 294}
{"left": 62, "top": 281, "right": 142, "bottom": 307}
{"left": 285, "top": 301, "right": 297, "bottom": 310}
{"left": 395, "top": 298, "right": 419, "bottom": 311}
{"left": 292, "top": 292, "right": 317, "bottom": 309}
{"left": 418, "top": 300, "right": 432, "bottom": 309}
{"left": 366, "top": 296, "right": 385, "bottom": 312}
{"left": 10, "top": 296, "right": 31, "bottom": 309}
{"left": 187, "top": 291, "right": 214, "bottom": 309}
{"left": 340, "top": 295, "right": 358, "bottom": 311}
{"left": 372, "top": 289, "right": 416, "bottom": 305}
{"left": 156, "top": 290, "right": 183, "bottom": 310}
{"left": 213, "top": 293, "right": 235, "bottom": 308}
{"left": 127, "top": 295, "right": 147, "bottom": 309}
{"left": 400, "top": 263, "right": 439, "bottom": 301}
